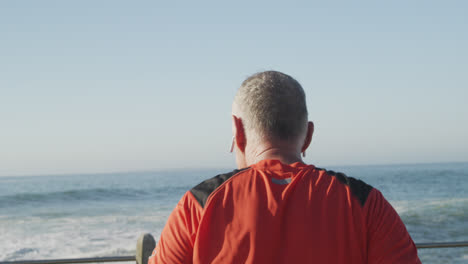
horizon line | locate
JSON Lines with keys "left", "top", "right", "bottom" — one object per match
{"left": 1, "top": 160, "right": 467, "bottom": 178}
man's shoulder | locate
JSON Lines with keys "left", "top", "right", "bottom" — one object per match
{"left": 315, "top": 167, "right": 375, "bottom": 206}
{"left": 188, "top": 165, "right": 376, "bottom": 208}
{"left": 189, "top": 167, "right": 251, "bottom": 208}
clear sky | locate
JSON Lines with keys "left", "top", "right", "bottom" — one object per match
{"left": 1, "top": 1, "right": 467, "bottom": 176}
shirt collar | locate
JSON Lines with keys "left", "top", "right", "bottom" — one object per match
{"left": 251, "top": 159, "right": 313, "bottom": 172}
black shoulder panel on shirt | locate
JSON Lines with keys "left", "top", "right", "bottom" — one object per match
{"left": 190, "top": 168, "right": 249, "bottom": 208}
{"left": 316, "top": 168, "right": 374, "bottom": 206}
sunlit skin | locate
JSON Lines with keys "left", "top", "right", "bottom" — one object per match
{"left": 231, "top": 111, "right": 314, "bottom": 169}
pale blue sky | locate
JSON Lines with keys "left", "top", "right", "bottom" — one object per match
{"left": 1, "top": 1, "right": 467, "bottom": 176}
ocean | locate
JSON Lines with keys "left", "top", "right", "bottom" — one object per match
{"left": 1, "top": 162, "right": 467, "bottom": 263}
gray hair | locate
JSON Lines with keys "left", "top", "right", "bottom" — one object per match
{"left": 233, "top": 71, "right": 308, "bottom": 142}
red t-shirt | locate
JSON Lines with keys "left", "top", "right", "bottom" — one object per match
{"left": 149, "top": 159, "right": 421, "bottom": 263}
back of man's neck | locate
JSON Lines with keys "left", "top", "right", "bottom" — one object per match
{"left": 249, "top": 147, "right": 303, "bottom": 166}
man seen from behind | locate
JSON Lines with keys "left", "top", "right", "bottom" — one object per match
{"left": 149, "top": 71, "right": 421, "bottom": 263}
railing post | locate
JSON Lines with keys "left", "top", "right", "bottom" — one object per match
{"left": 136, "top": 233, "right": 156, "bottom": 264}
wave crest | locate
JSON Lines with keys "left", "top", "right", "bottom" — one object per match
{"left": 0, "top": 186, "right": 185, "bottom": 208}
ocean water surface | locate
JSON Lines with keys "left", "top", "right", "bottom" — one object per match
{"left": 1, "top": 162, "right": 467, "bottom": 263}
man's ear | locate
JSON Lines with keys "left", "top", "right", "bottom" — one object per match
{"left": 301, "top": 121, "right": 314, "bottom": 153}
{"left": 232, "top": 115, "right": 247, "bottom": 153}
